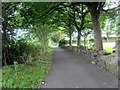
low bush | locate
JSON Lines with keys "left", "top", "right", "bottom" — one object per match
{"left": 59, "top": 39, "right": 68, "bottom": 47}
{"left": 2, "top": 38, "right": 43, "bottom": 65}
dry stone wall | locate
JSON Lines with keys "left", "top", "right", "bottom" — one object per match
{"left": 63, "top": 40, "right": 119, "bottom": 78}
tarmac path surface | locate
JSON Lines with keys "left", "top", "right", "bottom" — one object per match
{"left": 40, "top": 47, "right": 118, "bottom": 88}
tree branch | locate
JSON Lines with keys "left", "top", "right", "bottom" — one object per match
{"left": 36, "top": 3, "right": 63, "bottom": 20}
{"left": 102, "top": 4, "right": 120, "bottom": 12}
{"left": 57, "top": 8, "right": 74, "bottom": 18}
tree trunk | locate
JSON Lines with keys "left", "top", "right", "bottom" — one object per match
{"left": 2, "top": 19, "right": 13, "bottom": 65}
{"left": 91, "top": 14, "right": 103, "bottom": 50}
{"left": 69, "top": 32, "right": 72, "bottom": 46}
{"left": 84, "top": 34, "right": 86, "bottom": 47}
{"left": 77, "top": 30, "right": 81, "bottom": 47}
{"left": 86, "top": 2, "right": 105, "bottom": 50}
{"left": 106, "top": 33, "right": 109, "bottom": 42}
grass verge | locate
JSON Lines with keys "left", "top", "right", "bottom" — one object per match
{"left": 2, "top": 47, "right": 53, "bottom": 88}
{"left": 0, "top": 69, "right": 2, "bottom": 89}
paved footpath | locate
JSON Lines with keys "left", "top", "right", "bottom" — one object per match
{"left": 40, "top": 47, "right": 118, "bottom": 88}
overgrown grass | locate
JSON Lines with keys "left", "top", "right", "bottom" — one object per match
{"left": 2, "top": 47, "right": 53, "bottom": 88}
{"left": 0, "top": 69, "right": 2, "bottom": 89}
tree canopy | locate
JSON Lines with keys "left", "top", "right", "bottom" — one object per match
{"left": 2, "top": 1, "right": 119, "bottom": 65}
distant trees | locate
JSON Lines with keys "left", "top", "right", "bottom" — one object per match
{"left": 51, "top": 31, "right": 64, "bottom": 45}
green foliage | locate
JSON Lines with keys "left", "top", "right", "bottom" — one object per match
{"left": 51, "top": 31, "right": 64, "bottom": 43}
{"left": 84, "top": 13, "right": 93, "bottom": 29}
{"left": 72, "top": 39, "right": 77, "bottom": 44}
{"left": 51, "top": 36, "right": 59, "bottom": 43}
{"left": 87, "top": 38, "right": 94, "bottom": 50}
{"left": 0, "top": 69, "right": 2, "bottom": 89}
{"left": 2, "top": 2, "right": 119, "bottom": 88}
{"left": 78, "top": 45, "right": 87, "bottom": 49}
{"left": 2, "top": 47, "right": 53, "bottom": 88}
{"left": 13, "top": 61, "right": 19, "bottom": 71}
{"left": 2, "top": 2, "right": 57, "bottom": 65}
{"left": 100, "top": 13, "right": 107, "bottom": 29}
{"left": 59, "top": 39, "right": 68, "bottom": 47}
{"left": 5, "top": 38, "right": 42, "bottom": 65}
{"left": 89, "top": 38, "right": 94, "bottom": 42}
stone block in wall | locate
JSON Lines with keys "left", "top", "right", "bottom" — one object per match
{"left": 108, "top": 61, "right": 118, "bottom": 75}
{"left": 72, "top": 47, "right": 75, "bottom": 52}
{"left": 71, "top": 46, "right": 74, "bottom": 51}
{"left": 99, "top": 56, "right": 110, "bottom": 61}
{"left": 97, "top": 60, "right": 106, "bottom": 68}
{"left": 70, "top": 46, "right": 72, "bottom": 51}
{"left": 118, "top": 67, "right": 120, "bottom": 79}
{"left": 109, "top": 53, "right": 118, "bottom": 64}
{"left": 66, "top": 46, "right": 71, "bottom": 51}
{"left": 74, "top": 47, "right": 78, "bottom": 52}
{"left": 105, "top": 60, "right": 112, "bottom": 70}
{"left": 78, "top": 49, "right": 81, "bottom": 53}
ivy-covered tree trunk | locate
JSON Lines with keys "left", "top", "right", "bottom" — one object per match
{"left": 2, "top": 17, "right": 7, "bottom": 66}
{"left": 2, "top": 17, "right": 13, "bottom": 65}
